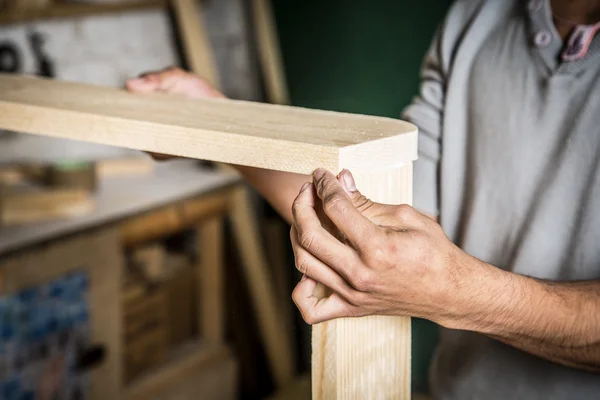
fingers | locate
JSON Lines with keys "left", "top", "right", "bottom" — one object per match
{"left": 125, "top": 66, "right": 225, "bottom": 99}
{"left": 292, "top": 182, "right": 358, "bottom": 280}
{"left": 336, "top": 168, "right": 424, "bottom": 231}
{"left": 125, "top": 75, "right": 159, "bottom": 93}
{"left": 292, "top": 276, "right": 357, "bottom": 324}
{"left": 290, "top": 226, "right": 355, "bottom": 300}
{"left": 312, "top": 169, "right": 378, "bottom": 247}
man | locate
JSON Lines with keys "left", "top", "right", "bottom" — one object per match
{"left": 127, "top": 0, "right": 600, "bottom": 397}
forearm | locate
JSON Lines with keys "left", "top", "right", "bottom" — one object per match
{"left": 444, "top": 260, "right": 600, "bottom": 372}
{"left": 236, "top": 165, "right": 309, "bottom": 224}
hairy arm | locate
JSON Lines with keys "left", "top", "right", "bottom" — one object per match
{"left": 290, "top": 168, "right": 600, "bottom": 373}
{"left": 446, "top": 261, "right": 600, "bottom": 372}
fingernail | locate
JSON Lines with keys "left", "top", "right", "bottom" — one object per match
{"left": 340, "top": 169, "right": 357, "bottom": 193}
{"left": 301, "top": 274, "right": 307, "bottom": 281}
{"left": 300, "top": 182, "right": 311, "bottom": 192}
{"left": 314, "top": 168, "right": 326, "bottom": 180}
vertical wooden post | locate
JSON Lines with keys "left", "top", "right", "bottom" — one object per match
{"left": 169, "top": 0, "right": 296, "bottom": 386}
{"left": 198, "top": 216, "right": 225, "bottom": 343}
{"left": 312, "top": 163, "right": 413, "bottom": 399}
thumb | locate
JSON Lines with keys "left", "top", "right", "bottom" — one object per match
{"left": 336, "top": 169, "right": 397, "bottom": 223}
{"left": 125, "top": 75, "right": 159, "bottom": 93}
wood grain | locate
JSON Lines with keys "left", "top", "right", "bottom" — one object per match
{"left": 0, "top": 74, "right": 417, "bottom": 175}
{"left": 0, "top": 73, "right": 419, "bottom": 398}
{"left": 312, "top": 163, "right": 413, "bottom": 400}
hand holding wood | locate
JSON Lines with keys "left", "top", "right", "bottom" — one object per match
{"left": 291, "top": 168, "right": 472, "bottom": 326}
{"left": 125, "top": 66, "right": 225, "bottom": 161}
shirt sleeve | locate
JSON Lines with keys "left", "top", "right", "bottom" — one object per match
{"left": 400, "top": 0, "right": 485, "bottom": 217}
{"left": 401, "top": 27, "right": 446, "bottom": 218}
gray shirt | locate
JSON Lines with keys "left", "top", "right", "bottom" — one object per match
{"left": 402, "top": 0, "right": 600, "bottom": 398}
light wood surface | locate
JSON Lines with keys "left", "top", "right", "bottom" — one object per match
{"left": 312, "top": 164, "right": 413, "bottom": 399}
{"left": 0, "top": 74, "right": 419, "bottom": 397}
{"left": 0, "top": 74, "right": 417, "bottom": 174}
{"left": 1, "top": 187, "right": 94, "bottom": 225}
{"left": 0, "top": 160, "right": 239, "bottom": 255}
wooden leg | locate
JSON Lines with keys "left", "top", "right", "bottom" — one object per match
{"left": 170, "top": 0, "right": 220, "bottom": 85}
{"left": 251, "top": 0, "right": 290, "bottom": 105}
{"left": 230, "top": 186, "right": 294, "bottom": 387}
{"left": 198, "top": 216, "right": 225, "bottom": 343}
{"left": 265, "top": 216, "right": 297, "bottom": 372}
{"left": 312, "top": 163, "right": 413, "bottom": 399}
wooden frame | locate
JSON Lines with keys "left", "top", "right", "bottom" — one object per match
{"left": 0, "top": 73, "right": 418, "bottom": 399}
{"left": 0, "top": 228, "right": 123, "bottom": 399}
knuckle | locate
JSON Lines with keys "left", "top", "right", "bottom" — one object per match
{"left": 394, "top": 204, "right": 414, "bottom": 221}
{"left": 295, "top": 254, "right": 310, "bottom": 275}
{"left": 291, "top": 201, "right": 304, "bottom": 220}
{"left": 345, "top": 291, "right": 365, "bottom": 307}
{"left": 298, "top": 229, "right": 317, "bottom": 251}
{"left": 316, "top": 176, "right": 336, "bottom": 197}
{"left": 353, "top": 194, "right": 374, "bottom": 212}
{"left": 323, "top": 192, "right": 346, "bottom": 214}
{"left": 303, "top": 314, "right": 316, "bottom": 325}
{"left": 350, "top": 269, "right": 374, "bottom": 291}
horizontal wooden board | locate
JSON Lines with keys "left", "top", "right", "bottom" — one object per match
{"left": 0, "top": 74, "right": 417, "bottom": 174}
{"left": 0, "top": 1, "right": 166, "bottom": 25}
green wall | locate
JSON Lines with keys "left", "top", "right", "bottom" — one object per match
{"left": 272, "top": 0, "right": 452, "bottom": 393}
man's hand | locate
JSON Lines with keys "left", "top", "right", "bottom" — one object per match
{"left": 290, "top": 168, "right": 478, "bottom": 325}
{"left": 291, "top": 168, "right": 600, "bottom": 372}
{"left": 125, "top": 66, "right": 225, "bottom": 160}
{"left": 126, "top": 66, "right": 224, "bottom": 99}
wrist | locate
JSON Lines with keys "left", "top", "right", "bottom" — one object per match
{"left": 434, "top": 255, "right": 521, "bottom": 332}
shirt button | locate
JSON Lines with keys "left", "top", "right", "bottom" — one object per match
{"left": 534, "top": 30, "right": 552, "bottom": 48}
{"left": 528, "top": 0, "right": 542, "bottom": 12}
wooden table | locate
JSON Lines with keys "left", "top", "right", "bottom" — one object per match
{"left": 0, "top": 158, "right": 241, "bottom": 400}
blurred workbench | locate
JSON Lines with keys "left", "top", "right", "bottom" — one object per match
{"left": 0, "top": 133, "right": 241, "bottom": 399}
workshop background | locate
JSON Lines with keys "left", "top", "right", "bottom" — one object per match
{"left": 0, "top": 0, "right": 451, "bottom": 399}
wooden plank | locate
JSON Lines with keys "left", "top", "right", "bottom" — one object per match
{"left": 0, "top": 74, "right": 417, "bottom": 175}
{"left": 198, "top": 216, "right": 225, "bottom": 343}
{"left": 1, "top": 187, "right": 94, "bottom": 225}
{"left": 0, "top": 0, "right": 167, "bottom": 25}
{"left": 251, "top": 0, "right": 290, "bottom": 104}
{"left": 312, "top": 164, "right": 413, "bottom": 400}
{"left": 0, "top": 74, "right": 418, "bottom": 398}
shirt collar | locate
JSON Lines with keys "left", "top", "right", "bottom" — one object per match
{"left": 526, "top": 0, "right": 600, "bottom": 75}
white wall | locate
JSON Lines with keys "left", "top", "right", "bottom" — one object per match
{"left": 0, "top": 9, "right": 179, "bottom": 159}
{"left": 0, "top": 9, "right": 178, "bottom": 86}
